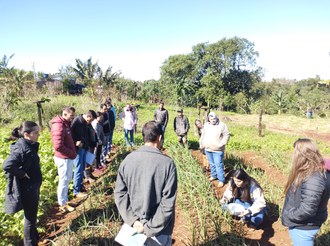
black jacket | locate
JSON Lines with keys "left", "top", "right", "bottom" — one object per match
{"left": 108, "top": 110, "right": 115, "bottom": 131}
{"left": 282, "top": 172, "right": 329, "bottom": 229}
{"left": 2, "top": 138, "right": 42, "bottom": 214}
{"left": 71, "top": 115, "right": 90, "bottom": 150}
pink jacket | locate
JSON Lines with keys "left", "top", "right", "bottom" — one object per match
{"left": 325, "top": 159, "right": 330, "bottom": 171}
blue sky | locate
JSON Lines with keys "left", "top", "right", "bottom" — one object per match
{"left": 1, "top": 0, "right": 330, "bottom": 81}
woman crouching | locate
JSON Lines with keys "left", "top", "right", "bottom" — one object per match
{"left": 220, "top": 169, "right": 267, "bottom": 228}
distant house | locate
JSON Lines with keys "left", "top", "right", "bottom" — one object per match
{"left": 36, "top": 74, "right": 63, "bottom": 90}
{"left": 36, "top": 75, "right": 85, "bottom": 94}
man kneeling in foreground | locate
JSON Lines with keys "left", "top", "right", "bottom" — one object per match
{"left": 115, "top": 121, "right": 178, "bottom": 245}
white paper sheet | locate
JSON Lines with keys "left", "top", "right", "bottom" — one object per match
{"left": 115, "top": 223, "right": 147, "bottom": 246}
{"left": 85, "top": 151, "right": 95, "bottom": 166}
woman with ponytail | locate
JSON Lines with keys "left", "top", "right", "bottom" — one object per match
{"left": 3, "top": 121, "right": 42, "bottom": 246}
{"left": 282, "top": 138, "right": 329, "bottom": 246}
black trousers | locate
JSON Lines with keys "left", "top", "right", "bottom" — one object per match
{"left": 95, "top": 144, "right": 102, "bottom": 168}
{"left": 21, "top": 184, "right": 40, "bottom": 246}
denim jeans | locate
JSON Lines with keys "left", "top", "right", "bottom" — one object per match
{"left": 124, "top": 129, "right": 134, "bottom": 146}
{"left": 54, "top": 156, "right": 74, "bottom": 206}
{"left": 73, "top": 148, "right": 86, "bottom": 195}
{"left": 109, "top": 130, "right": 114, "bottom": 146}
{"left": 160, "top": 125, "right": 166, "bottom": 148}
{"left": 21, "top": 183, "right": 40, "bottom": 246}
{"left": 144, "top": 234, "right": 172, "bottom": 246}
{"left": 233, "top": 199, "right": 266, "bottom": 227}
{"left": 205, "top": 150, "right": 225, "bottom": 182}
{"left": 289, "top": 227, "right": 319, "bottom": 246}
{"left": 102, "top": 133, "right": 110, "bottom": 163}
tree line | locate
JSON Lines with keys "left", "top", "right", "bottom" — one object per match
{"left": 1, "top": 36, "right": 330, "bottom": 118}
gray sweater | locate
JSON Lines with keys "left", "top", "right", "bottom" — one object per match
{"left": 174, "top": 115, "right": 190, "bottom": 136}
{"left": 154, "top": 108, "right": 169, "bottom": 127}
{"left": 115, "top": 145, "right": 177, "bottom": 237}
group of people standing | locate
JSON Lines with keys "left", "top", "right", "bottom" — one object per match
{"left": 2, "top": 101, "right": 330, "bottom": 246}
{"left": 51, "top": 98, "right": 117, "bottom": 210}
{"left": 2, "top": 98, "right": 116, "bottom": 245}
{"left": 154, "top": 101, "right": 190, "bottom": 147}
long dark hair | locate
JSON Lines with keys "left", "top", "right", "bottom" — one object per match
{"left": 10, "top": 121, "right": 38, "bottom": 140}
{"left": 230, "top": 169, "right": 262, "bottom": 203}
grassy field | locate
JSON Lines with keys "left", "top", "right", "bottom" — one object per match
{"left": 0, "top": 95, "right": 329, "bottom": 245}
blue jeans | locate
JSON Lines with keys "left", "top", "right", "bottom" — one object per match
{"left": 102, "top": 133, "right": 110, "bottom": 163}
{"left": 234, "top": 199, "right": 266, "bottom": 227}
{"left": 289, "top": 227, "right": 319, "bottom": 246}
{"left": 109, "top": 130, "right": 114, "bottom": 146}
{"left": 124, "top": 129, "right": 134, "bottom": 146}
{"left": 144, "top": 234, "right": 172, "bottom": 246}
{"left": 73, "top": 148, "right": 86, "bottom": 195}
{"left": 205, "top": 150, "right": 225, "bottom": 182}
{"left": 54, "top": 156, "right": 74, "bottom": 206}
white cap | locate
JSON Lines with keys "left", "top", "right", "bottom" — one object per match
{"left": 208, "top": 112, "right": 217, "bottom": 118}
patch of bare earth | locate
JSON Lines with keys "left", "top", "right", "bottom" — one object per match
{"left": 172, "top": 204, "right": 192, "bottom": 245}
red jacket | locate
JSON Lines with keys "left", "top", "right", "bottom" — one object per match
{"left": 50, "top": 115, "right": 77, "bottom": 159}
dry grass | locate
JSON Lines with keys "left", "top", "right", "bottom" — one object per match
{"left": 221, "top": 112, "right": 330, "bottom": 135}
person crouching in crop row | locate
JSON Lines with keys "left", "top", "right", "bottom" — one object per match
{"left": 220, "top": 169, "right": 267, "bottom": 229}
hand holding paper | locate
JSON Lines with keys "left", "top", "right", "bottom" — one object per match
{"left": 115, "top": 223, "right": 147, "bottom": 246}
{"left": 132, "top": 220, "right": 144, "bottom": 234}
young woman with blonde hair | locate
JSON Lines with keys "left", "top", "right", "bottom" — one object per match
{"left": 282, "top": 138, "right": 329, "bottom": 246}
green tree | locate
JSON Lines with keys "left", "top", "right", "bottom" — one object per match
{"left": 71, "top": 57, "right": 102, "bottom": 97}
{"left": 160, "top": 37, "right": 261, "bottom": 109}
{"left": 72, "top": 57, "right": 101, "bottom": 86}
{"left": 0, "top": 54, "right": 34, "bottom": 110}
{"left": 272, "top": 90, "right": 288, "bottom": 115}
{"left": 160, "top": 54, "right": 197, "bottom": 106}
{"left": 101, "top": 66, "right": 121, "bottom": 87}
{"left": 139, "top": 79, "right": 165, "bottom": 103}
